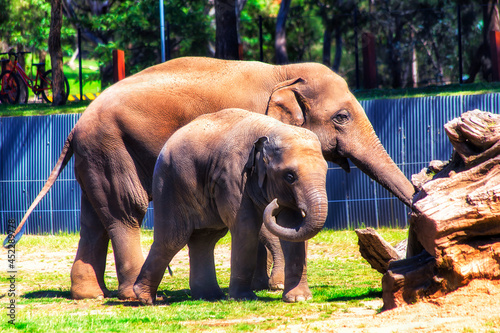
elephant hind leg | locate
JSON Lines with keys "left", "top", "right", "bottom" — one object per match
{"left": 71, "top": 194, "right": 110, "bottom": 299}
{"left": 73, "top": 152, "right": 150, "bottom": 300}
{"left": 188, "top": 228, "right": 228, "bottom": 300}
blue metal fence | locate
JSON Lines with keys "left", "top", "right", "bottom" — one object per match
{"left": 2, "top": 94, "right": 500, "bottom": 234}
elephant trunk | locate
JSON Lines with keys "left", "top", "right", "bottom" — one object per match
{"left": 349, "top": 134, "right": 415, "bottom": 207}
{"left": 263, "top": 189, "right": 328, "bottom": 242}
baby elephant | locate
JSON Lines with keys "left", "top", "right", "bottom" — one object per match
{"left": 133, "top": 108, "right": 328, "bottom": 304}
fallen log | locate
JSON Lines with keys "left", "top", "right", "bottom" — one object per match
{"left": 358, "top": 110, "right": 500, "bottom": 310}
{"left": 355, "top": 228, "right": 405, "bottom": 274}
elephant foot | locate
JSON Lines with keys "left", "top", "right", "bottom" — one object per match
{"left": 71, "top": 255, "right": 110, "bottom": 300}
{"left": 71, "top": 284, "right": 111, "bottom": 300}
{"left": 70, "top": 270, "right": 111, "bottom": 300}
{"left": 191, "top": 288, "right": 225, "bottom": 301}
{"left": 133, "top": 283, "right": 156, "bottom": 305}
{"left": 117, "top": 284, "right": 139, "bottom": 301}
{"left": 282, "top": 286, "right": 312, "bottom": 303}
{"left": 269, "top": 274, "right": 285, "bottom": 291}
{"left": 228, "top": 286, "right": 258, "bottom": 301}
{"left": 251, "top": 276, "right": 284, "bottom": 291}
{"left": 229, "top": 291, "right": 258, "bottom": 301}
{"left": 251, "top": 275, "right": 270, "bottom": 291}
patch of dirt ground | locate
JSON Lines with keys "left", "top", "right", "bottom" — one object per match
{"left": 261, "top": 279, "right": 500, "bottom": 332}
{"left": 7, "top": 242, "right": 500, "bottom": 332}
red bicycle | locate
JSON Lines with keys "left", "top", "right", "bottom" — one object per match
{"left": 0, "top": 51, "right": 69, "bottom": 104}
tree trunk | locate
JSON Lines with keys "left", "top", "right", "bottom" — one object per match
{"left": 362, "top": 110, "right": 500, "bottom": 310}
{"left": 389, "top": 15, "right": 403, "bottom": 88}
{"left": 332, "top": 25, "right": 342, "bottom": 72}
{"left": 411, "top": 31, "right": 418, "bottom": 87}
{"left": 466, "top": 0, "right": 500, "bottom": 82}
{"left": 275, "top": 0, "right": 291, "bottom": 65}
{"left": 322, "top": 26, "right": 332, "bottom": 68}
{"left": 214, "top": 0, "right": 240, "bottom": 60}
{"left": 49, "top": 0, "right": 66, "bottom": 105}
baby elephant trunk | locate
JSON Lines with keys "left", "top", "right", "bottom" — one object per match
{"left": 263, "top": 190, "right": 328, "bottom": 242}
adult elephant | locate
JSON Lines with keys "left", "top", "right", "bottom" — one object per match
{"left": 13, "top": 57, "right": 415, "bottom": 302}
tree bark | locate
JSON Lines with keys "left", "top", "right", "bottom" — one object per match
{"left": 275, "top": 0, "right": 291, "bottom": 64}
{"left": 322, "top": 26, "right": 332, "bottom": 68}
{"left": 215, "top": 0, "right": 240, "bottom": 60}
{"left": 355, "top": 228, "right": 405, "bottom": 274}
{"left": 375, "top": 110, "right": 500, "bottom": 310}
{"left": 49, "top": 0, "right": 66, "bottom": 105}
{"left": 332, "top": 25, "right": 342, "bottom": 73}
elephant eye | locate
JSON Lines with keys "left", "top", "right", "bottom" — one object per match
{"left": 284, "top": 171, "right": 297, "bottom": 184}
{"left": 332, "top": 109, "right": 350, "bottom": 125}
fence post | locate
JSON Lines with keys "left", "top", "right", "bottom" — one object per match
{"left": 113, "top": 49, "right": 125, "bottom": 83}
{"left": 160, "top": 0, "right": 165, "bottom": 62}
{"left": 362, "top": 32, "right": 377, "bottom": 89}
{"left": 166, "top": 21, "right": 171, "bottom": 61}
{"left": 490, "top": 31, "right": 500, "bottom": 82}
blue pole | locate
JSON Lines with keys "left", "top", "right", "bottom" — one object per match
{"left": 160, "top": 0, "right": 165, "bottom": 62}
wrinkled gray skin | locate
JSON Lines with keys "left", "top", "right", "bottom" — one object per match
{"left": 133, "top": 109, "right": 328, "bottom": 304}
{"left": 17, "top": 57, "right": 415, "bottom": 302}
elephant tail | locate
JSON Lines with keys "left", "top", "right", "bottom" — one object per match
{"left": 3, "top": 130, "right": 75, "bottom": 249}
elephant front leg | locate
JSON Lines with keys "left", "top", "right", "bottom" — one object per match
{"left": 280, "top": 240, "right": 311, "bottom": 303}
{"left": 134, "top": 241, "right": 179, "bottom": 305}
{"left": 228, "top": 198, "right": 260, "bottom": 300}
{"left": 188, "top": 228, "right": 228, "bottom": 300}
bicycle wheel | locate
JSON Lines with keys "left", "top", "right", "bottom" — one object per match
{"left": 41, "top": 69, "right": 70, "bottom": 103}
{"left": 0, "top": 70, "right": 21, "bottom": 104}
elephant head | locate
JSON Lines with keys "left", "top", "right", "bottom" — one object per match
{"left": 246, "top": 131, "right": 329, "bottom": 242}
{"left": 267, "top": 64, "right": 415, "bottom": 206}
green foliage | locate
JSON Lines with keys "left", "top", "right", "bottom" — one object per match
{"left": 0, "top": 0, "right": 495, "bottom": 91}
{"left": 0, "top": 0, "right": 75, "bottom": 55}
{"left": 69, "top": 0, "right": 213, "bottom": 88}
{"left": 239, "top": 0, "right": 280, "bottom": 62}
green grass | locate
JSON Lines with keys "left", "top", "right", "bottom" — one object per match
{"left": 0, "top": 229, "right": 407, "bottom": 332}
{"left": 0, "top": 100, "right": 91, "bottom": 117}
{"left": 63, "top": 59, "right": 101, "bottom": 97}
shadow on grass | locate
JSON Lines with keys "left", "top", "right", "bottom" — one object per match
{"left": 311, "top": 285, "right": 382, "bottom": 302}
{"left": 105, "top": 287, "right": 278, "bottom": 307}
{"left": 23, "top": 290, "right": 72, "bottom": 299}
{"left": 22, "top": 286, "right": 371, "bottom": 305}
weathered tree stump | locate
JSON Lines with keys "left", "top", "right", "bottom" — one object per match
{"left": 355, "top": 228, "right": 405, "bottom": 274}
{"left": 358, "top": 110, "right": 500, "bottom": 310}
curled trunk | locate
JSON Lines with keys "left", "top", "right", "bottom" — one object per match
{"left": 263, "top": 190, "right": 328, "bottom": 242}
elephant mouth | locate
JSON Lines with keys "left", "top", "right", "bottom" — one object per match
{"left": 330, "top": 155, "right": 351, "bottom": 173}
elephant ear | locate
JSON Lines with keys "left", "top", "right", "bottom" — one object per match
{"left": 266, "top": 78, "right": 307, "bottom": 126}
{"left": 245, "top": 136, "right": 269, "bottom": 188}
